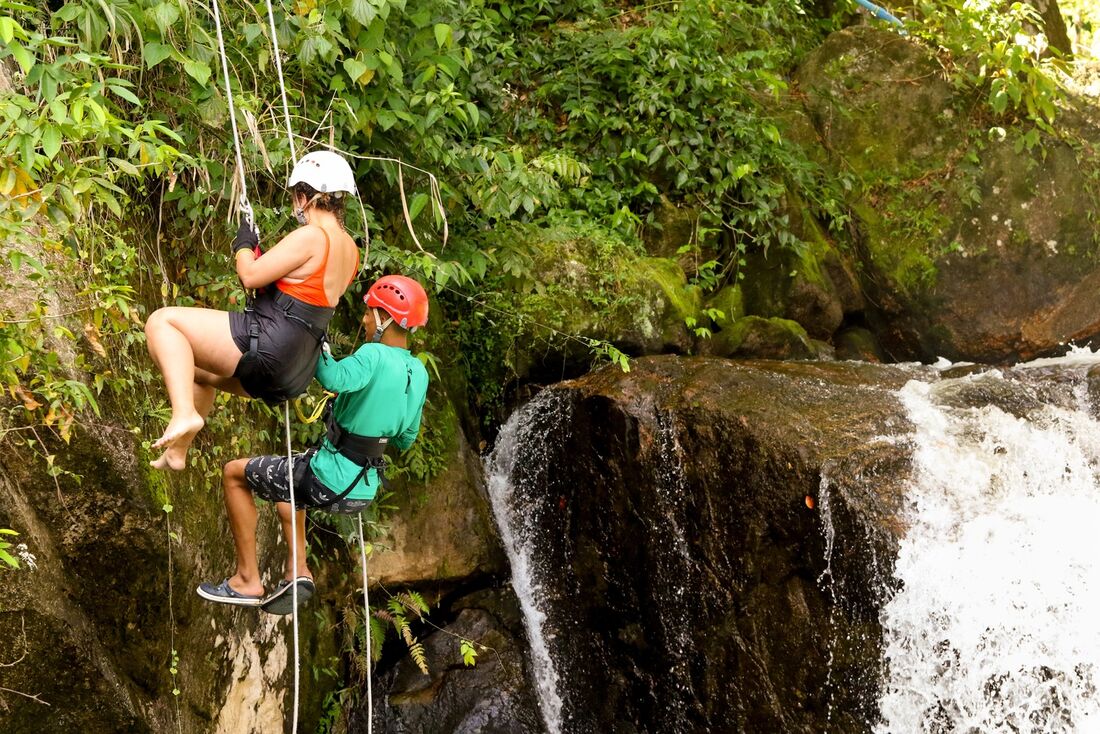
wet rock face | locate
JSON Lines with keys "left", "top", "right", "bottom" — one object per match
{"left": 499, "top": 356, "right": 919, "bottom": 732}
{"left": 0, "top": 416, "right": 340, "bottom": 733}
{"left": 356, "top": 588, "right": 543, "bottom": 734}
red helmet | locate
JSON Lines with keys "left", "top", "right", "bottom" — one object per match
{"left": 364, "top": 275, "right": 429, "bottom": 331}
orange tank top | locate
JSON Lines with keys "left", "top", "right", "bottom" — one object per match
{"left": 276, "top": 227, "right": 358, "bottom": 307}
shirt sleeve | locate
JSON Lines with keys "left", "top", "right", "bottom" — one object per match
{"left": 315, "top": 344, "right": 379, "bottom": 394}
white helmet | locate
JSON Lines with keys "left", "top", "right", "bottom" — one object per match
{"left": 287, "top": 150, "right": 357, "bottom": 194}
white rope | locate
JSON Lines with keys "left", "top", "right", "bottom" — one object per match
{"left": 209, "top": 0, "right": 255, "bottom": 232}
{"left": 284, "top": 402, "right": 301, "bottom": 733}
{"left": 357, "top": 513, "right": 373, "bottom": 734}
{"left": 263, "top": 0, "right": 298, "bottom": 162}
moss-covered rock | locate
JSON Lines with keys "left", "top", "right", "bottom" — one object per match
{"left": 835, "top": 326, "right": 887, "bottom": 362}
{"left": 705, "top": 284, "right": 746, "bottom": 324}
{"left": 708, "top": 316, "right": 817, "bottom": 360}
{"left": 797, "top": 26, "right": 1100, "bottom": 361}
{"left": 473, "top": 222, "right": 701, "bottom": 383}
{"left": 738, "top": 197, "right": 858, "bottom": 340}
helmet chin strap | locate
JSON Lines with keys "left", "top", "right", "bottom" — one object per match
{"left": 371, "top": 308, "right": 394, "bottom": 343}
{"left": 294, "top": 193, "right": 323, "bottom": 225}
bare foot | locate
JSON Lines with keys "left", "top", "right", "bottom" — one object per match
{"left": 149, "top": 414, "right": 204, "bottom": 471}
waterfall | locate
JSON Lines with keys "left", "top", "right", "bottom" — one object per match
{"left": 485, "top": 391, "right": 569, "bottom": 734}
{"left": 878, "top": 355, "right": 1100, "bottom": 732}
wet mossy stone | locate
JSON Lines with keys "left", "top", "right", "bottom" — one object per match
{"left": 705, "top": 284, "right": 745, "bottom": 325}
{"left": 835, "top": 326, "right": 887, "bottom": 362}
{"left": 711, "top": 316, "right": 816, "bottom": 360}
{"left": 493, "top": 222, "right": 700, "bottom": 379}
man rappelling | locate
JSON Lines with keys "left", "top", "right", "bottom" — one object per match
{"left": 196, "top": 276, "right": 430, "bottom": 612}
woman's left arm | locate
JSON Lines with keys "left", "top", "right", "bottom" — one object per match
{"left": 234, "top": 227, "right": 317, "bottom": 289}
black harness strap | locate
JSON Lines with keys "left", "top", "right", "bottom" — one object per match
{"left": 312, "top": 408, "right": 390, "bottom": 508}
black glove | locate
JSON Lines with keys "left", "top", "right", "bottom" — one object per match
{"left": 232, "top": 217, "right": 259, "bottom": 255}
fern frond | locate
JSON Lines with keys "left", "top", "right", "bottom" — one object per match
{"left": 369, "top": 615, "right": 386, "bottom": 662}
{"left": 409, "top": 640, "right": 429, "bottom": 675}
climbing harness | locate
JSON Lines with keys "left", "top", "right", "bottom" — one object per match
{"left": 317, "top": 407, "right": 391, "bottom": 505}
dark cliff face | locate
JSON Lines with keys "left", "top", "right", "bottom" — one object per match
{"left": 497, "top": 356, "right": 920, "bottom": 733}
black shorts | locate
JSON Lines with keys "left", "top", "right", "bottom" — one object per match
{"left": 244, "top": 453, "right": 371, "bottom": 514}
{"left": 230, "top": 289, "right": 335, "bottom": 405}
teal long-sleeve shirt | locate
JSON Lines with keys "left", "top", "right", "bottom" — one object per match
{"left": 309, "top": 343, "right": 429, "bottom": 501}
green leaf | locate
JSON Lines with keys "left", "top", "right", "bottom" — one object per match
{"left": 433, "top": 23, "right": 452, "bottom": 49}
{"left": 40, "top": 125, "right": 61, "bottom": 160}
{"left": 109, "top": 84, "right": 141, "bottom": 106}
{"left": 0, "top": 529, "right": 18, "bottom": 536}
{"left": 111, "top": 157, "right": 140, "bottom": 176}
{"left": 143, "top": 42, "right": 173, "bottom": 69}
{"left": 0, "top": 16, "right": 20, "bottom": 44}
{"left": 345, "top": 0, "right": 376, "bottom": 26}
{"left": 343, "top": 57, "right": 374, "bottom": 85}
{"left": 148, "top": 2, "right": 181, "bottom": 34}
{"left": 8, "top": 41, "right": 34, "bottom": 75}
{"left": 376, "top": 109, "right": 397, "bottom": 130}
{"left": 408, "top": 192, "right": 429, "bottom": 220}
{"left": 0, "top": 548, "right": 18, "bottom": 568}
{"left": 182, "top": 60, "right": 212, "bottom": 86}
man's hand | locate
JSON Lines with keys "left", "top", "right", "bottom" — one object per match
{"left": 232, "top": 217, "right": 259, "bottom": 255}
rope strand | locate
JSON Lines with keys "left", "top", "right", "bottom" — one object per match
{"left": 284, "top": 403, "right": 301, "bottom": 733}
{"left": 209, "top": 0, "right": 254, "bottom": 231}
{"left": 358, "top": 514, "right": 373, "bottom": 734}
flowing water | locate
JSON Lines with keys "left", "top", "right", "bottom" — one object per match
{"left": 878, "top": 353, "right": 1100, "bottom": 732}
{"left": 485, "top": 391, "right": 569, "bottom": 734}
{"left": 486, "top": 352, "right": 1100, "bottom": 733}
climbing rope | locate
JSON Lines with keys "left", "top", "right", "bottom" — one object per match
{"left": 358, "top": 513, "right": 374, "bottom": 734}
{"left": 264, "top": 0, "right": 297, "bottom": 163}
{"left": 283, "top": 402, "right": 302, "bottom": 732}
{"left": 209, "top": 0, "right": 255, "bottom": 233}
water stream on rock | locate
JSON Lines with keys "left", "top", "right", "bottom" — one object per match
{"left": 878, "top": 352, "right": 1100, "bottom": 732}
{"left": 485, "top": 392, "right": 569, "bottom": 734}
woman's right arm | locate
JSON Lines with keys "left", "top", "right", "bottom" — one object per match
{"left": 235, "top": 227, "right": 318, "bottom": 289}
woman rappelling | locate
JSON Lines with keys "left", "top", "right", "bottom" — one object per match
{"left": 145, "top": 150, "right": 360, "bottom": 470}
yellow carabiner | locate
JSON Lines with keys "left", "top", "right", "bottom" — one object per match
{"left": 293, "top": 391, "right": 335, "bottom": 425}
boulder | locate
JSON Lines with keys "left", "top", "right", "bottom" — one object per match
{"left": 368, "top": 428, "right": 506, "bottom": 587}
{"left": 478, "top": 222, "right": 701, "bottom": 382}
{"left": 706, "top": 316, "right": 818, "bottom": 359}
{"left": 354, "top": 588, "right": 543, "bottom": 733}
{"left": 797, "top": 26, "right": 1100, "bottom": 361}
{"left": 486, "top": 356, "right": 923, "bottom": 732}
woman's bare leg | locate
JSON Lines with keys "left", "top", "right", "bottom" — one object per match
{"left": 145, "top": 307, "right": 242, "bottom": 470}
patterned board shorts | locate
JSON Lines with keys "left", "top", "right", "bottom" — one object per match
{"left": 244, "top": 453, "right": 371, "bottom": 515}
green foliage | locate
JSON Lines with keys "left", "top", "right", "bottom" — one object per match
{"left": 372, "top": 591, "right": 430, "bottom": 672}
{"left": 0, "top": 528, "right": 21, "bottom": 569}
{"left": 459, "top": 637, "right": 477, "bottom": 667}
{"left": 910, "top": 1, "right": 1069, "bottom": 133}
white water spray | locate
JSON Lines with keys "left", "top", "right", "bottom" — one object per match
{"left": 485, "top": 393, "right": 566, "bottom": 734}
{"left": 878, "top": 361, "right": 1100, "bottom": 732}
